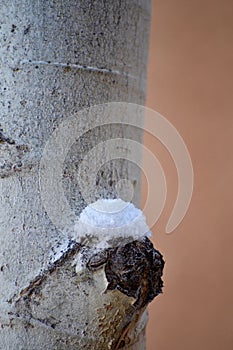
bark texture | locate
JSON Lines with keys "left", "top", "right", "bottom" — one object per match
{"left": 0, "top": 1, "right": 152, "bottom": 349}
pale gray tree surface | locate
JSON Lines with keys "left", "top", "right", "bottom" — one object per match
{"left": 0, "top": 1, "right": 158, "bottom": 349}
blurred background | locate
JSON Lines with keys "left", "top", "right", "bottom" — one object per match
{"left": 145, "top": 1, "right": 233, "bottom": 349}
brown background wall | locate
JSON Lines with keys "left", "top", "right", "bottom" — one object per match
{"left": 145, "top": 1, "right": 233, "bottom": 349}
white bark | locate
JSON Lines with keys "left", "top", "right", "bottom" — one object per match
{"left": 0, "top": 1, "right": 152, "bottom": 349}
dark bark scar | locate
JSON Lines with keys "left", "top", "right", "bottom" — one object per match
{"left": 88, "top": 237, "right": 165, "bottom": 308}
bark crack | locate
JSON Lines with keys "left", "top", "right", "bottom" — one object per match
{"left": 7, "top": 311, "right": 80, "bottom": 337}
{"left": 8, "top": 240, "right": 81, "bottom": 304}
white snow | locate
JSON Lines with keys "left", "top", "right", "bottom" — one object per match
{"left": 72, "top": 199, "right": 151, "bottom": 248}
{"left": 48, "top": 199, "right": 151, "bottom": 268}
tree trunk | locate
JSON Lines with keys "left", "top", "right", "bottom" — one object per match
{"left": 0, "top": 1, "right": 154, "bottom": 349}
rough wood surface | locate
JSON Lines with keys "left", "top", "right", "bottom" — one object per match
{"left": 0, "top": 1, "right": 152, "bottom": 349}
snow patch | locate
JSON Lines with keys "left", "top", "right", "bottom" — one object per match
{"left": 72, "top": 199, "right": 151, "bottom": 248}
{"left": 48, "top": 199, "right": 151, "bottom": 269}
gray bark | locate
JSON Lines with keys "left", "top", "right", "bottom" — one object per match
{"left": 0, "top": 1, "right": 151, "bottom": 349}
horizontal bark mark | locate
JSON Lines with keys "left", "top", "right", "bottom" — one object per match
{"left": 20, "top": 59, "right": 137, "bottom": 80}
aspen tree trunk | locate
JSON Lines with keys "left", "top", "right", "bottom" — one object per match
{"left": 0, "top": 1, "right": 153, "bottom": 349}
